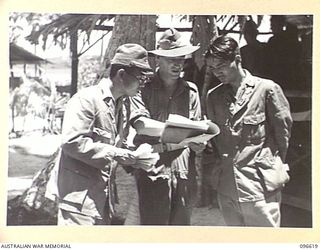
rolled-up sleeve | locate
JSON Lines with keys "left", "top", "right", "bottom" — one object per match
{"left": 129, "top": 91, "right": 150, "bottom": 124}
{"left": 266, "top": 83, "right": 293, "bottom": 160}
{"left": 61, "top": 94, "right": 119, "bottom": 170}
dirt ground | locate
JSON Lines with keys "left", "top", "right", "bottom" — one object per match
{"left": 7, "top": 132, "right": 225, "bottom": 226}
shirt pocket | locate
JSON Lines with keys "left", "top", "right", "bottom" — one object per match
{"left": 242, "top": 113, "right": 266, "bottom": 144}
{"left": 93, "top": 127, "right": 114, "bottom": 144}
{"left": 60, "top": 167, "right": 91, "bottom": 205}
{"left": 61, "top": 163, "right": 102, "bottom": 205}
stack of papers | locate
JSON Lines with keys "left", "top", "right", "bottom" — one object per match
{"left": 161, "top": 114, "right": 220, "bottom": 144}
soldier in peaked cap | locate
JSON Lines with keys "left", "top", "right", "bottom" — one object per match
{"left": 129, "top": 28, "right": 206, "bottom": 225}
{"left": 53, "top": 43, "right": 158, "bottom": 225}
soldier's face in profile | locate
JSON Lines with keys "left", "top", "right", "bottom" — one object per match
{"left": 123, "top": 68, "right": 146, "bottom": 96}
{"left": 206, "top": 56, "right": 238, "bottom": 85}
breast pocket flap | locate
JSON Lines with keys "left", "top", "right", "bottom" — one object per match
{"left": 93, "top": 127, "right": 112, "bottom": 138}
{"left": 243, "top": 113, "right": 266, "bottom": 125}
{"left": 93, "top": 127, "right": 113, "bottom": 144}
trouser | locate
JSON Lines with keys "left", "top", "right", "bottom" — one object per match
{"left": 57, "top": 206, "right": 110, "bottom": 226}
{"left": 217, "top": 191, "right": 282, "bottom": 227}
{"left": 197, "top": 151, "right": 218, "bottom": 207}
{"left": 136, "top": 172, "right": 191, "bottom": 225}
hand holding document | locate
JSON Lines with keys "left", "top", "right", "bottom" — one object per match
{"left": 161, "top": 114, "right": 220, "bottom": 144}
{"left": 131, "top": 143, "right": 160, "bottom": 172}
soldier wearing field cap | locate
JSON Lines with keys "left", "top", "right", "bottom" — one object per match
{"left": 55, "top": 43, "right": 157, "bottom": 225}
{"left": 130, "top": 28, "right": 205, "bottom": 225}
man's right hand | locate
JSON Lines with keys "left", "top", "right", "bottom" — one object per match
{"left": 114, "top": 148, "right": 137, "bottom": 165}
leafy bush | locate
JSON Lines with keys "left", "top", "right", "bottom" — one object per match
{"left": 78, "top": 56, "right": 103, "bottom": 89}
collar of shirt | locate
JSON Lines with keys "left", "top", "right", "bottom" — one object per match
{"left": 241, "top": 69, "right": 255, "bottom": 88}
{"left": 223, "top": 70, "right": 256, "bottom": 115}
{"left": 232, "top": 70, "right": 256, "bottom": 113}
{"left": 98, "top": 78, "right": 115, "bottom": 106}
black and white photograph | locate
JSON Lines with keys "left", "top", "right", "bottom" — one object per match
{"left": 1, "top": 0, "right": 319, "bottom": 246}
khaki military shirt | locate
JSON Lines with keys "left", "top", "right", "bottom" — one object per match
{"left": 206, "top": 70, "right": 292, "bottom": 201}
{"left": 130, "top": 72, "right": 201, "bottom": 180}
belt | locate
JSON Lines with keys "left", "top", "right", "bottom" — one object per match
{"left": 152, "top": 143, "right": 185, "bottom": 153}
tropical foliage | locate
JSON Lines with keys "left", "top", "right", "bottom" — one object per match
{"left": 9, "top": 13, "right": 61, "bottom": 44}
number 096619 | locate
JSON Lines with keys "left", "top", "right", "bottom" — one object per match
{"left": 300, "top": 244, "right": 319, "bottom": 248}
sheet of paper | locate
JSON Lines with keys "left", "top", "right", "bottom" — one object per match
{"left": 178, "top": 133, "right": 216, "bottom": 147}
{"left": 165, "top": 114, "right": 209, "bottom": 131}
{"left": 132, "top": 143, "right": 160, "bottom": 172}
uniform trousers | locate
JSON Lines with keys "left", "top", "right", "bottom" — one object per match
{"left": 136, "top": 172, "right": 191, "bottom": 225}
{"left": 217, "top": 191, "right": 282, "bottom": 227}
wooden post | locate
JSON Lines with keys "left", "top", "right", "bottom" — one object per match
{"left": 70, "top": 29, "right": 78, "bottom": 97}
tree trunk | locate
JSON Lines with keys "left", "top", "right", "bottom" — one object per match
{"left": 186, "top": 15, "right": 218, "bottom": 96}
{"left": 191, "top": 15, "right": 218, "bottom": 70}
{"left": 103, "top": 15, "right": 157, "bottom": 72}
{"left": 70, "top": 29, "right": 78, "bottom": 97}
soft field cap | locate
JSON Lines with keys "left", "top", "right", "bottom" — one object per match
{"left": 111, "top": 43, "right": 152, "bottom": 71}
{"left": 149, "top": 28, "right": 200, "bottom": 57}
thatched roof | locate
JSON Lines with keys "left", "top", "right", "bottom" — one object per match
{"left": 10, "top": 43, "right": 50, "bottom": 64}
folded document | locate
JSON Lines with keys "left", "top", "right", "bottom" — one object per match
{"left": 161, "top": 114, "right": 220, "bottom": 144}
